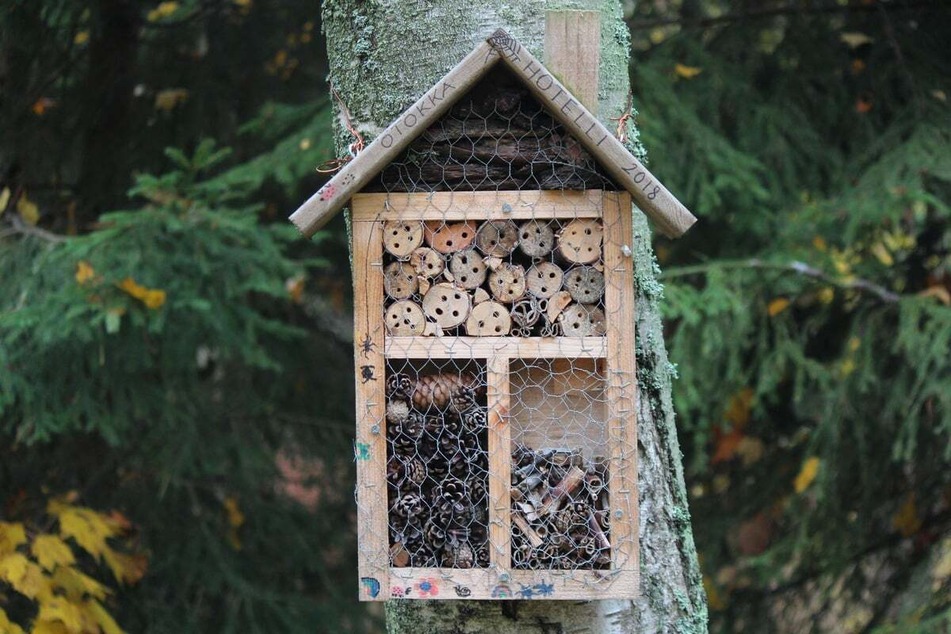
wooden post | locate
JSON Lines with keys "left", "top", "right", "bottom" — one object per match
{"left": 545, "top": 10, "right": 601, "bottom": 113}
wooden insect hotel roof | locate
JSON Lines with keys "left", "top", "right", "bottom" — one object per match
{"left": 289, "top": 28, "right": 697, "bottom": 239}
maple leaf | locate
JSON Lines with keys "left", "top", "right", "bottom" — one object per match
{"left": 51, "top": 566, "right": 110, "bottom": 601}
{"left": 36, "top": 596, "right": 84, "bottom": 633}
{"left": 118, "top": 278, "right": 166, "bottom": 310}
{"left": 840, "top": 32, "right": 873, "bottom": 49}
{"left": 102, "top": 550, "right": 148, "bottom": 585}
{"left": 0, "top": 553, "right": 50, "bottom": 600}
{"left": 85, "top": 599, "right": 124, "bottom": 634}
{"left": 17, "top": 193, "right": 40, "bottom": 225}
{"left": 794, "top": 457, "right": 821, "bottom": 493}
{"left": 154, "top": 88, "right": 189, "bottom": 111}
{"left": 0, "top": 186, "right": 10, "bottom": 214}
{"left": 31, "top": 535, "right": 76, "bottom": 572}
{"left": 146, "top": 1, "right": 179, "bottom": 22}
{"left": 48, "top": 500, "right": 117, "bottom": 561}
{"left": 0, "top": 521, "right": 27, "bottom": 556}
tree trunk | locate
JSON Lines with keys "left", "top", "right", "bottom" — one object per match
{"left": 321, "top": 1, "right": 707, "bottom": 631}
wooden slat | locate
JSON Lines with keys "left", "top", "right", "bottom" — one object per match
{"left": 602, "top": 191, "right": 639, "bottom": 584}
{"left": 486, "top": 356, "right": 512, "bottom": 572}
{"left": 352, "top": 220, "right": 390, "bottom": 602}
{"left": 290, "top": 41, "right": 499, "bottom": 237}
{"left": 544, "top": 11, "right": 601, "bottom": 113}
{"left": 384, "top": 336, "right": 607, "bottom": 359}
{"left": 385, "top": 567, "right": 638, "bottom": 600}
{"left": 351, "top": 190, "right": 604, "bottom": 222}
{"left": 486, "top": 29, "right": 697, "bottom": 238}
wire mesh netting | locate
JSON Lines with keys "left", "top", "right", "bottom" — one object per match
{"left": 356, "top": 65, "right": 636, "bottom": 595}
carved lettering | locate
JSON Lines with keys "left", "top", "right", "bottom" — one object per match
{"left": 381, "top": 134, "right": 394, "bottom": 148}
{"left": 535, "top": 73, "right": 553, "bottom": 91}
{"left": 560, "top": 98, "right": 576, "bottom": 116}
{"left": 403, "top": 112, "right": 417, "bottom": 128}
{"left": 633, "top": 172, "right": 645, "bottom": 184}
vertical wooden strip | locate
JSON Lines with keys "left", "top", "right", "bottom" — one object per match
{"left": 602, "top": 192, "right": 639, "bottom": 583}
{"left": 544, "top": 10, "right": 601, "bottom": 113}
{"left": 486, "top": 355, "right": 512, "bottom": 572}
{"left": 352, "top": 219, "right": 389, "bottom": 601}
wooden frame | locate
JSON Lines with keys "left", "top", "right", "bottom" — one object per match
{"left": 289, "top": 30, "right": 696, "bottom": 238}
{"left": 353, "top": 191, "right": 638, "bottom": 601}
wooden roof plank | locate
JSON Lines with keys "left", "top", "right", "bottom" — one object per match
{"left": 486, "top": 28, "right": 697, "bottom": 238}
{"left": 289, "top": 41, "right": 500, "bottom": 237}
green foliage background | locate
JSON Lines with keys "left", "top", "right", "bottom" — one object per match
{"left": 1, "top": 0, "right": 949, "bottom": 632}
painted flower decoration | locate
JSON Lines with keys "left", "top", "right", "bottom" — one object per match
{"left": 415, "top": 578, "right": 439, "bottom": 597}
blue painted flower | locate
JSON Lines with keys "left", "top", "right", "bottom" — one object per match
{"left": 517, "top": 584, "right": 536, "bottom": 599}
{"left": 534, "top": 581, "right": 555, "bottom": 597}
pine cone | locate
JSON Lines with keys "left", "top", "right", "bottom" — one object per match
{"left": 411, "top": 372, "right": 482, "bottom": 411}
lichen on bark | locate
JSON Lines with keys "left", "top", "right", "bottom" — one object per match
{"left": 321, "top": 1, "right": 707, "bottom": 631}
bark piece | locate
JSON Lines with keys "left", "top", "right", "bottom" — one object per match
{"left": 422, "top": 283, "right": 471, "bottom": 329}
{"left": 558, "top": 303, "right": 606, "bottom": 336}
{"left": 526, "top": 261, "right": 564, "bottom": 299}
{"left": 546, "top": 290, "right": 573, "bottom": 323}
{"left": 424, "top": 221, "right": 477, "bottom": 254}
{"left": 448, "top": 249, "right": 487, "bottom": 289}
{"left": 409, "top": 247, "right": 445, "bottom": 279}
{"left": 383, "top": 221, "right": 424, "bottom": 258}
{"left": 472, "top": 287, "right": 490, "bottom": 304}
{"left": 563, "top": 266, "right": 605, "bottom": 304}
{"left": 384, "top": 300, "right": 426, "bottom": 336}
{"left": 557, "top": 219, "right": 603, "bottom": 264}
{"left": 383, "top": 261, "right": 418, "bottom": 300}
{"left": 475, "top": 219, "right": 519, "bottom": 256}
{"left": 518, "top": 220, "right": 555, "bottom": 258}
{"left": 465, "top": 300, "right": 511, "bottom": 336}
{"left": 487, "top": 262, "right": 526, "bottom": 304}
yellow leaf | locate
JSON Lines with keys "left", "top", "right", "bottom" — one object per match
{"left": 48, "top": 500, "right": 117, "bottom": 561}
{"left": 848, "top": 337, "right": 861, "bottom": 353}
{"left": 0, "top": 521, "right": 27, "bottom": 556}
{"left": 102, "top": 550, "right": 147, "bottom": 585}
{"left": 840, "top": 31, "right": 873, "bottom": 48}
{"left": 31, "top": 621, "right": 71, "bottom": 634}
{"left": 17, "top": 193, "right": 40, "bottom": 225}
{"left": 223, "top": 497, "right": 245, "bottom": 551}
{"left": 0, "top": 607, "right": 26, "bottom": 634}
{"left": 767, "top": 298, "right": 791, "bottom": 317}
{"left": 812, "top": 235, "right": 827, "bottom": 252}
{"left": 73, "top": 31, "right": 89, "bottom": 45}
{"left": 892, "top": 494, "right": 922, "bottom": 537}
{"left": 871, "top": 242, "right": 894, "bottom": 266}
{"left": 818, "top": 287, "right": 835, "bottom": 304}
{"left": 0, "top": 186, "right": 10, "bottom": 215}
{"left": 0, "top": 553, "right": 49, "bottom": 599}
{"left": 794, "top": 457, "right": 820, "bottom": 493}
{"left": 51, "top": 565, "right": 110, "bottom": 601}
{"left": 154, "top": 88, "right": 189, "bottom": 111}
{"left": 36, "top": 596, "right": 84, "bottom": 634}
{"left": 736, "top": 436, "right": 765, "bottom": 467}
{"left": 839, "top": 358, "right": 856, "bottom": 377}
{"left": 142, "top": 289, "right": 166, "bottom": 310}
{"left": 75, "top": 261, "right": 95, "bottom": 285}
{"left": 31, "top": 535, "right": 75, "bottom": 572}
{"left": 674, "top": 63, "right": 703, "bottom": 79}
{"left": 146, "top": 1, "right": 179, "bottom": 22}
{"left": 85, "top": 600, "right": 124, "bottom": 634}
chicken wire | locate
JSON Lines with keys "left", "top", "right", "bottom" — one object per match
{"left": 356, "top": 66, "right": 636, "bottom": 596}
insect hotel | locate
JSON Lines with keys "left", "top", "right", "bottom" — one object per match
{"left": 290, "top": 26, "right": 696, "bottom": 601}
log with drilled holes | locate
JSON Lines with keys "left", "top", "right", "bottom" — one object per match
{"left": 518, "top": 220, "right": 555, "bottom": 258}
{"left": 410, "top": 246, "right": 445, "bottom": 279}
{"left": 556, "top": 219, "right": 603, "bottom": 265}
{"left": 475, "top": 219, "right": 519, "bottom": 257}
{"left": 525, "top": 262, "right": 564, "bottom": 299}
{"left": 383, "top": 261, "right": 418, "bottom": 300}
{"left": 424, "top": 221, "right": 478, "bottom": 254}
{"left": 488, "top": 262, "right": 527, "bottom": 304}
{"left": 558, "top": 303, "right": 606, "bottom": 336}
{"left": 464, "top": 300, "right": 511, "bottom": 336}
{"left": 382, "top": 221, "right": 424, "bottom": 259}
{"left": 563, "top": 266, "right": 605, "bottom": 304}
{"left": 448, "top": 249, "right": 487, "bottom": 290}
{"left": 422, "top": 283, "right": 471, "bottom": 329}
{"left": 384, "top": 300, "right": 427, "bottom": 336}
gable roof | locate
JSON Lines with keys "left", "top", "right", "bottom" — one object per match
{"left": 289, "top": 28, "right": 697, "bottom": 239}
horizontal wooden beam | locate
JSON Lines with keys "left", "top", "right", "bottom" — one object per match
{"left": 290, "top": 41, "right": 499, "bottom": 237}
{"left": 384, "top": 336, "right": 606, "bottom": 359}
{"left": 487, "top": 29, "right": 697, "bottom": 238}
{"left": 351, "top": 190, "right": 606, "bottom": 222}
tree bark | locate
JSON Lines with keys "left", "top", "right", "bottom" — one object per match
{"left": 321, "top": 1, "right": 707, "bottom": 631}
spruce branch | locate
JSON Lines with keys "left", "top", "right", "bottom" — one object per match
{"left": 662, "top": 258, "right": 901, "bottom": 303}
